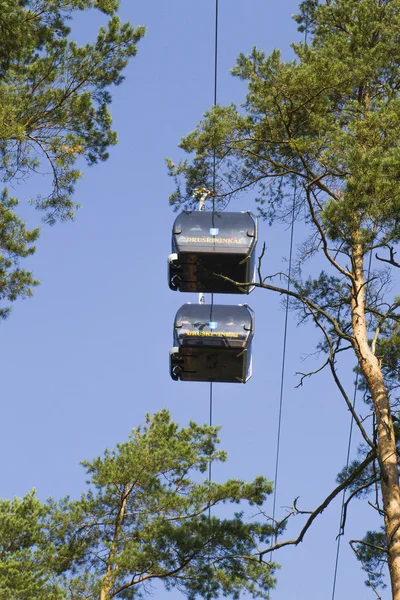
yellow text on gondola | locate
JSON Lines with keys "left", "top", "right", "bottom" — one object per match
{"left": 186, "top": 331, "right": 239, "bottom": 338}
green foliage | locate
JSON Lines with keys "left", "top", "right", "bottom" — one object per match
{"left": 0, "top": 189, "right": 39, "bottom": 319}
{"left": 0, "top": 490, "right": 62, "bottom": 599}
{"left": 0, "top": 0, "right": 145, "bottom": 317}
{"left": 294, "top": 271, "right": 351, "bottom": 343}
{"left": 47, "top": 410, "right": 277, "bottom": 599}
{"left": 375, "top": 318, "right": 400, "bottom": 392}
{"left": 353, "top": 529, "right": 388, "bottom": 590}
{"left": 169, "top": 0, "right": 400, "bottom": 251}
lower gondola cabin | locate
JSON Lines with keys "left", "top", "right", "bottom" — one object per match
{"left": 168, "top": 211, "right": 257, "bottom": 294}
{"left": 170, "top": 303, "right": 254, "bottom": 383}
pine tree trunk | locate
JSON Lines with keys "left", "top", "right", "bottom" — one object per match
{"left": 99, "top": 488, "right": 129, "bottom": 600}
{"left": 351, "top": 241, "right": 400, "bottom": 599}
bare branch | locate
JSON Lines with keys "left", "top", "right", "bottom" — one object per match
{"left": 376, "top": 247, "right": 400, "bottom": 269}
{"left": 340, "top": 478, "right": 379, "bottom": 535}
{"left": 371, "top": 325, "right": 381, "bottom": 356}
{"left": 259, "top": 450, "right": 376, "bottom": 557}
{"left": 305, "top": 186, "right": 353, "bottom": 279}
{"left": 295, "top": 356, "right": 330, "bottom": 387}
{"left": 329, "top": 358, "right": 375, "bottom": 449}
{"left": 349, "top": 540, "right": 385, "bottom": 600}
{"left": 350, "top": 538, "right": 387, "bottom": 557}
{"left": 216, "top": 273, "right": 354, "bottom": 344}
{"left": 368, "top": 501, "right": 386, "bottom": 517}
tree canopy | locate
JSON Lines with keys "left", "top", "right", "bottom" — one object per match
{"left": 168, "top": 0, "right": 400, "bottom": 596}
{"left": 0, "top": 0, "right": 145, "bottom": 318}
{"left": 8, "top": 411, "right": 276, "bottom": 600}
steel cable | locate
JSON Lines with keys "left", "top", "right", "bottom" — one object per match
{"left": 331, "top": 250, "right": 373, "bottom": 598}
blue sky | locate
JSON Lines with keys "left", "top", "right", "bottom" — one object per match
{"left": 0, "top": 1, "right": 389, "bottom": 599}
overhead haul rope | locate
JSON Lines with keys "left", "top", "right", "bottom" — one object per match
{"left": 208, "top": 0, "right": 218, "bottom": 458}
{"left": 205, "top": 3, "right": 218, "bottom": 598}
{"left": 268, "top": 7, "right": 310, "bottom": 558}
{"left": 331, "top": 250, "right": 373, "bottom": 599}
{"left": 331, "top": 375, "right": 358, "bottom": 600}
{"left": 269, "top": 182, "right": 296, "bottom": 561}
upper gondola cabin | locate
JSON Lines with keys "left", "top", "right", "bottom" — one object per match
{"left": 168, "top": 211, "right": 257, "bottom": 294}
{"left": 170, "top": 303, "right": 254, "bottom": 383}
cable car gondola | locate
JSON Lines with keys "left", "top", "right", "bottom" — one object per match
{"left": 168, "top": 211, "right": 257, "bottom": 294}
{"left": 170, "top": 303, "right": 254, "bottom": 383}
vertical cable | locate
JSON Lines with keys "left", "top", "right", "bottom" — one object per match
{"left": 209, "top": 0, "right": 219, "bottom": 444}
{"left": 207, "top": 3, "right": 218, "bottom": 597}
{"left": 269, "top": 7, "right": 307, "bottom": 553}
{"left": 331, "top": 251, "right": 373, "bottom": 598}
{"left": 269, "top": 183, "right": 296, "bottom": 559}
{"left": 331, "top": 374, "right": 358, "bottom": 599}
{"left": 213, "top": 0, "right": 219, "bottom": 110}
{"left": 208, "top": 381, "right": 213, "bottom": 485}
{"left": 210, "top": 0, "right": 219, "bottom": 312}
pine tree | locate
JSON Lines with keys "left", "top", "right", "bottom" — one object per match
{"left": 0, "top": 1, "right": 145, "bottom": 317}
{"left": 45, "top": 410, "right": 277, "bottom": 599}
{"left": 168, "top": 0, "right": 400, "bottom": 596}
